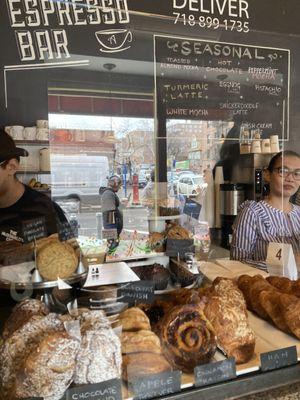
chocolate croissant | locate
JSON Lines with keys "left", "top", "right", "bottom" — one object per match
{"left": 160, "top": 304, "right": 216, "bottom": 372}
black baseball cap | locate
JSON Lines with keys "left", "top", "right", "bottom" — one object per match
{"left": 0, "top": 129, "right": 28, "bottom": 163}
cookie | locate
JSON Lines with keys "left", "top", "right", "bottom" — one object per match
{"left": 37, "top": 239, "right": 78, "bottom": 281}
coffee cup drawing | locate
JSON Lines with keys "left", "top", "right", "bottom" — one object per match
{"left": 95, "top": 29, "right": 132, "bottom": 53}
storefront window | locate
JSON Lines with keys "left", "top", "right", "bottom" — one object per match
{"left": 0, "top": 2, "right": 300, "bottom": 400}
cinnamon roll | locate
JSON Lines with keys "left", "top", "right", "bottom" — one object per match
{"left": 160, "top": 304, "right": 216, "bottom": 372}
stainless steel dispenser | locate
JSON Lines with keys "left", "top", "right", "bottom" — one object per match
{"left": 220, "top": 183, "right": 245, "bottom": 249}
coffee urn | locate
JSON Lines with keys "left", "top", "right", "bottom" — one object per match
{"left": 220, "top": 183, "right": 245, "bottom": 249}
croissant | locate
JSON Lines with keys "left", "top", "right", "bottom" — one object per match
{"left": 266, "top": 276, "right": 294, "bottom": 294}
{"left": 236, "top": 275, "right": 255, "bottom": 310}
{"left": 160, "top": 304, "right": 216, "bottom": 372}
{"left": 258, "top": 290, "right": 290, "bottom": 333}
{"left": 237, "top": 275, "right": 274, "bottom": 319}
{"left": 278, "top": 294, "right": 300, "bottom": 339}
{"left": 248, "top": 276, "right": 276, "bottom": 319}
{"left": 292, "top": 280, "right": 300, "bottom": 297}
{"left": 237, "top": 274, "right": 300, "bottom": 340}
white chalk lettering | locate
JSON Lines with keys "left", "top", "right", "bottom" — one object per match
{"left": 35, "top": 29, "right": 53, "bottom": 60}
{"left": 173, "top": 0, "right": 249, "bottom": 18}
{"left": 255, "top": 84, "right": 281, "bottom": 96}
{"left": 16, "top": 29, "right": 71, "bottom": 61}
{"left": 39, "top": 0, "right": 55, "bottom": 26}
{"left": 7, "top": 0, "right": 131, "bottom": 61}
{"left": 7, "top": 0, "right": 25, "bottom": 27}
{"left": 53, "top": 29, "right": 70, "bottom": 59}
{"left": 189, "top": 109, "right": 209, "bottom": 116}
{"left": 16, "top": 30, "right": 35, "bottom": 60}
{"left": 173, "top": 0, "right": 187, "bottom": 10}
{"left": 167, "top": 108, "right": 188, "bottom": 116}
{"left": 72, "top": 0, "right": 87, "bottom": 25}
{"left": 56, "top": 1, "right": 73, "bottom": 26}
{"left": 101, "top": 0, "right": 116, "bottom": 24}
{"left": 173, "top": 40, "right": 263, "bottom": 60}
{"left": 25, "top": 0, "right": 41, "bottom": 26}
{"left": 86, "top": 0, "right": 102, "bottom": 24}
{"left": 7, "top": 0, "right": 130, "bottom": 27}
{"left": 116, "top": 0, "right": 130, "bottom": 23}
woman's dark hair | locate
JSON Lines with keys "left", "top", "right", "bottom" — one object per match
{"left": 268, "top": 150, "right": 300, "bottom": 172}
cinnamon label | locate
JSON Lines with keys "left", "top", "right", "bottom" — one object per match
{"left": 194, "top": 358, "right": 236, "bottom": 387}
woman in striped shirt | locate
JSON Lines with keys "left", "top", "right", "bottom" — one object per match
{"left": 231, "top": 151, "right": 300, "bottom": 268}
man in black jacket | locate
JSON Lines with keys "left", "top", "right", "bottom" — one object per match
{"left": 0, "top": 129, "right": 67, "bottom": 243}
{"left": 101, "top": 174, "right": 123, "bottom": 236}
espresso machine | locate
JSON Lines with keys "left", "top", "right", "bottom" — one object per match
{"left": 218, "top": 153, "right": 273, "bottom": 248}
{"left": 220, "top": 183, "right": 245, "bottom": 249}
{"left": 231, "top": 153, "right": 274, "bottom": 201}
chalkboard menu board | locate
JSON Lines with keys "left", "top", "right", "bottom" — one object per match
{"left": 155, "top": 35, "right": 290, "bottom": 139}
{"left": 66, "top": 378, "right": 122, "bottom": 400}
{"left": 22, "top": 217, "right": 47, "bottom": 244}
{"left": 128, "top": 370, "right": 181, "bottom": 400}
{"left": 118, "top": 281, "right": 155, "bottom": 304}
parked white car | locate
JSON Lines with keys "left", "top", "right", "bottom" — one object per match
{"left": 177, "top": 174, "right": 207, "bottom": 196}
{"left": 176, "top": 170, "right": 195, "bottom": 178}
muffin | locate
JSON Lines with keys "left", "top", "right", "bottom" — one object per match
{"left": 132, "top": 264, "right": 170, "bottom": 290}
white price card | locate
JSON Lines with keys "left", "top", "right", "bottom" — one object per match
{"left": 83, "top": 262, "right": 140, "bottom": 287}
{"left": 266, "top": 242, "right": 298, "bottom": 280}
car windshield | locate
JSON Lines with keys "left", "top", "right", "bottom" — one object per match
{"left": 167, "top": 172, "right": 177, "bottom": 179}
{"left": 193, "top": 177, "right": 204, "bottom": 185}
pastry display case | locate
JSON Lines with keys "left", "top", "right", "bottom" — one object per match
{"left": 1, "top": 229, "right": 300, "bottom": 400}
{"left": 0, "top": 1, "right": 300, "bottom": 399}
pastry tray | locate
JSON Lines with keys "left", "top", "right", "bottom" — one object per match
{"left": 0, "top": 263, "right": 87, "bottom": 290}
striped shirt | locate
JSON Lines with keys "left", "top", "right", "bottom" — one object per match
{"left": 230, "top": 200, "right": 300, "bottom": 269}
{"left": 295, "top": 189, "right": 300, "bottom": 206}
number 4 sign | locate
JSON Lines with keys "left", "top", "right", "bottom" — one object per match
{"left": 266, "top": 242, "right": 298, "bottom": 280}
